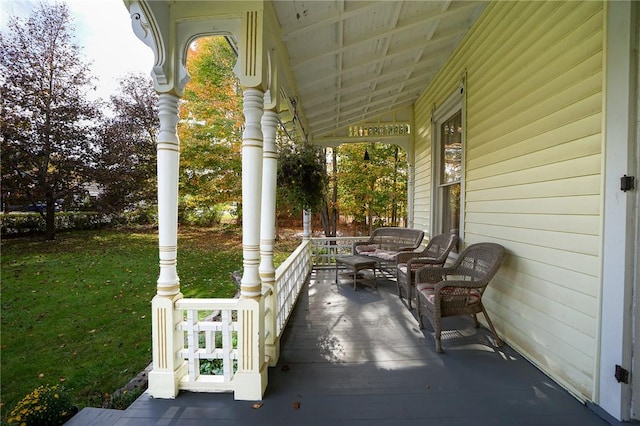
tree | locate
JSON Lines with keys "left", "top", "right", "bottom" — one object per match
{"left": 337, "top": 143, "right": 407, "bottom": 233}
{"left": 0, "top": 2, "right": 99, "bottom": 239}
{"left": 318, "top": 147, "right": 339, "bottom": 237}
{"left": 93, "top": 73, "right": 158, "bottom": 213}
{"left": 178, "top": 37, "right": 243, "bottom": 225}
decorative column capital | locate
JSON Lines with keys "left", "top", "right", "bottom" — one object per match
{"left": 234, "top": 9, "right": 268, "bottom": 90}
{"left": 128, "top": 1, "right": 189, "bottom": 96}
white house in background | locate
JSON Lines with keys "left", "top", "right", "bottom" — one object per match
{"left": 122, "top": 0, "right": 638, "bottom": 422}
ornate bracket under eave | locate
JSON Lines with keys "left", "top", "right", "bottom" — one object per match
{"left": 127, "top": 1, "right": 190, "bottom": 96}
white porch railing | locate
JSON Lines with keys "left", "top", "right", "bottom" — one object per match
{"left": 172, "top": 236, "right": 366, "bottom": 394}
{"left": 310, "top": 236, "right": 368, "bottom": 267}
{"left": 273, "top": 239, "right": 313, "bottom": 335}
{"left": 175, "top": 298, "right": 239, "bottom": 392}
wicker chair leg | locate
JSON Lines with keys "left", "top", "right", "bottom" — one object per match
{"left": 481, "top": 305, "right": 503, "bottom": 347}
{"left": 434, "top": 318, "right": 443, "bottom": 353}
{"left": 472, "top": 314, "right": 479, "bottom": 328}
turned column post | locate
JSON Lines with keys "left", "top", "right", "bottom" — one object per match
{"left": 148, "top": 92, "right": 188, "bottom": 398}
{"left": 232, "top": 7, "right": 270, "bottom": 401}
{"left": 234, "top": 87, "right": 268, "bottom": 400}
{"left": 260, "top": 109, "right": 279, "bottom": 365}
{"left": 240, "top": 88, "right": 265, "bottom": 298}
{"left": 303, "top": 209, "right": 312, "bottom": 240}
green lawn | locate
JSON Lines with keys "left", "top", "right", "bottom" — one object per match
{"left": 0, "top": 226, "right": 300, "bottom": 419}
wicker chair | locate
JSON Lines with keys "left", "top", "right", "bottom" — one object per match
{"left": 415, "top": 242, "right": 506, "bottom": 353}
{"left": 395, "top": 232, "right": 458, "bottom": 309}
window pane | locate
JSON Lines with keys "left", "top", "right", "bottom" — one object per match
{"left": 440, "top": 110, "right": 462, "bottom": 184}
{"left": 442, "top": 183, "right": 461, "bottom": 235}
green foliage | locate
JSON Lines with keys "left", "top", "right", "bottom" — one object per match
{"left": 0, "top": 210, "right": 159, "bottom": 237}
{"left": 1, "top": 212, "right": 109, "bottom": 236}
{"left": 198, "top": 330, "right": 238, "bottom": 376}
{"left": 103, "top": 388, "right": 144, "bottom": 411}
{"left": 114, "top": 206, "right": 157, "bottom": 227}
{"left": 275, "top": 140, "right": 406, "bottom": 233}
{"left": 179, "top": 37, "right": 243, "bottom": 220}
{"left": 336, "top": 143, "right": 407, "bottom": 230}
{"left": 7, "top": 384, "right": 74, "bottom": 426}
{"left": 277, "top": 142, "right": 328, "bottom": 213}
{"left": 93, "top": 74, "right": 159, "bottom": 214}
{"left": 179, "top": 203, "right": 225, "bottom": 227}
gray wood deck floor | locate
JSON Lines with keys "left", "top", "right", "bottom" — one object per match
{"left": 71, "top": 269, "right": 611, "bottom": 425}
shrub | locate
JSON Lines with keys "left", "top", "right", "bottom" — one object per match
{"left": 7, "top": 384, "right": 75, "bottom": 426}
{"left": 0, "top": 212, "right": 110, "bottom": 236}
{"left": 181, "top": 205, "right": 223, "bottom": 227}
{"left": 0, "top": 213, "right": 46, "bottom": 235}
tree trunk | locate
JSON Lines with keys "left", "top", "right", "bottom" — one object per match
{"left": 319, "top": 147, "right": 339, "bottom": 238}
{"left": 44, "top": 197, "right": 56, "bottom": 240}
{"left": 320, "top": 204, "right": 331, "bottom": 237}
{"left": 235, "top": 202, "right": 242, "bottom": 226}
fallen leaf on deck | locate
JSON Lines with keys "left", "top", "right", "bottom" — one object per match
{"left": 293, "top": 401, "right": 301, "bottom": 409}
{"left": 252, "top": 403, "right": 263, "bottom": 409}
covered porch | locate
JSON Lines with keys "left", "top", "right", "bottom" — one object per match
{"left": 68, "top": 266, "right": 608, "bottom": 425}
{"left": 115, "top": 0, "right": 638, "bottom": 423}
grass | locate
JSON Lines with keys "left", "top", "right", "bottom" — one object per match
{"left": 0, "top": 225, "right": 301, "bottom": 420}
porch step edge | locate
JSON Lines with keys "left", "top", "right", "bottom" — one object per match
{"left": 64, "top": 407, "right": 124, "bottom": 426}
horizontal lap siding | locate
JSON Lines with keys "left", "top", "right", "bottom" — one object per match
{"left": 412, "top": 96, "right": 432, "bottom": 233}
{"left": 413, "top": 1, "right": 604, "bottom": 400}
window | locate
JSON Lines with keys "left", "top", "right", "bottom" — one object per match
{"left": 432, "top": 90, "right": 464, "bottom": 246}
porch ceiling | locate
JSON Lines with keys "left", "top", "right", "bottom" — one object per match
{"left": 270, "top": 0, "right": 487, "bottom": 142}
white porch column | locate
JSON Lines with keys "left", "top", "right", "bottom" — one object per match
{"left": 303, "top": 209, "right": 312, "bottom": 240}
{"left": 239, "top": 90, "right": 265, "bottom": 297}
{"left": 260, "top": 109, "right": 279, "bottom": 366}
{"left": 234, "top": 87, "right": 268, "bottom": 400}
{"left": 148, "top": 92, "right": 187, "bottom": 398}
{"left": 127, "top": 1, "right": 190, "bottom": 399}
{"left": 598, "top": 0, "right": 638, "bottom": 420}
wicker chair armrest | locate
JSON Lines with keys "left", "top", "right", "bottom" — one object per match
{"left": 407, "top": 257, "right": 443, "bottom": 268}
{"left": 425, "top": 280, "right": 487, "bottom": 306}
{"left": 415, "top": 264, "right": 449, "bottom": 283}
{"left": 396, "top": 251, "right": 418, "bottom": 264}
{"left": 434, "top": 279, "right": 487, "bottom": 291}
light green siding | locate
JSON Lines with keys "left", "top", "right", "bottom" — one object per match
{"left": 413, "top": 1, "right": 603, "bottom": 400}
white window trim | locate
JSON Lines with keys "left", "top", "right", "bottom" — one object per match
{"left": 430, "top": 84, "right": 466, "bottom": 244}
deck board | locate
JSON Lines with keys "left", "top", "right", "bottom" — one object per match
{"left": 103, "top": 270, "right": 609, "bottom": 426}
